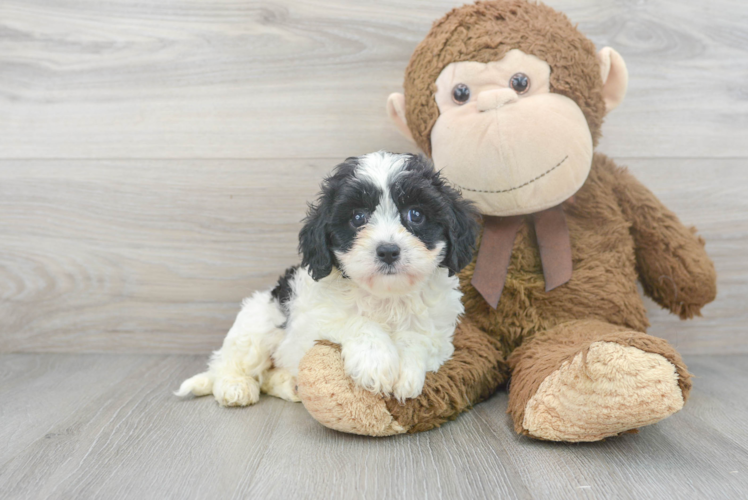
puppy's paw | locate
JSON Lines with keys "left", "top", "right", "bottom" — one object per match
{"left": 342, "top": 340, "right": 400, "bottom": 395}
{"left": 261, "top": 368, "right": 301, "bottom": 403}
{"left": 393, "top": 358, "right": 426, "bottom": 402}
{"left": 213, "top": 376, "right": 260, "bottom": 407}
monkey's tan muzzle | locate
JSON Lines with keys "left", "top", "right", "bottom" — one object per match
{"left": 477, "top": 88, "right": 519, "bottom": 112}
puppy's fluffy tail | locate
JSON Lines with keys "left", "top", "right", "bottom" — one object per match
{"left": 175, "top": 372, "right": 213, "bottom": 397}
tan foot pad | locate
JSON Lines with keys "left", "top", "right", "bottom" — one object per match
{"left": 523, "top": 341, "right": 684, "bottom": 442}
{"left": 296, "top": 342, "right": 408, "bottom": 437}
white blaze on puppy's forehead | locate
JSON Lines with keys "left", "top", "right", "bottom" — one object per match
{"left": 355, "top": 151, "right": 409, "bottom": 189}
{"left": 355, "top": 151, "right": 409, "bottom": 223}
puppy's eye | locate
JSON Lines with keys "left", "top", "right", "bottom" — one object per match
{"left": 406, "top": 208, "right": 425, "bottom": 225}
{"left": 452, "top": 83, "right": 470, "bottom": 104}
{"left": 509, "top": 73, "right": 530, "bottom": 94}
{"left": 350, "top": 210, "right": 369, "bottom": 228}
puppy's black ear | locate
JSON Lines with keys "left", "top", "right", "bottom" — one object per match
{"left": 443, "top": 198, "right": 480, "bottom": 276}
{"left": 430, "top": 163, "right": 480, "bottom": 277}
{"left": 298, "top": 198, "right": 334, "bottom": 281}
{"left": 298, "top": 157, "right": 358, "bottom": 280}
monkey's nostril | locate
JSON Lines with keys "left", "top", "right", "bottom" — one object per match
{"left": 376, "top": 243, "right": 401, "bottom": 265}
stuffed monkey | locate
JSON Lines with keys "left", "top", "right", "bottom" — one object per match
{"left": 295, "top": 0, "right": 717, "bottom": 441}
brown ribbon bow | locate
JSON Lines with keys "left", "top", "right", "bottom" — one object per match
{"left": 471, "top": 204, "right": 573, "bottom": 309}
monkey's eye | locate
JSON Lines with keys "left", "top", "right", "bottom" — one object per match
{"left": 351, "top": 210, "right": 369, "bottom": 228}
{"left": 509, "top": 73, "right": 530, "bottom": 94}
{"left": 406, "top": 208, "right": 425, "bottom": 225}
{"left": 451, "top": 84, "right": 471, "bottom": 104}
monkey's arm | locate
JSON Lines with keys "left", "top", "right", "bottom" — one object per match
{"left": 611, "top": 163, "right": 716, "bottom": 319}
{"left": 296, "top": 318, "right": 509, "bottom": 435}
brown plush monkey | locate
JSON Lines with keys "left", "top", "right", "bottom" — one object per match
{"left": 295, "top": 0, "right": 717, "bottom": 441}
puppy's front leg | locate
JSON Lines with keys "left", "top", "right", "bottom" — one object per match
{"left": 338, "top": 323, "right": 400, "bottom": 396}
{"left": 390, "top": 332, "right": 429, "bottom": 402}
{"left": 391, "top": 331, "right": 455, "bottom": 402}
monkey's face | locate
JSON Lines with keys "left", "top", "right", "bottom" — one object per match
{"left": 430, "top": 49, "right": 593, "bottom": 217}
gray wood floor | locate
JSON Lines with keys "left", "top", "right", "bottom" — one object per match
{"left": 0, "top": 353, "right": 746, "bottom": 500}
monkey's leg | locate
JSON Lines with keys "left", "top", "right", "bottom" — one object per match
{"left": 295, "top": 318, "right": 509, "bottom": 436}
{"left": 507, "top": 319, "right": 691, "bottom": 442}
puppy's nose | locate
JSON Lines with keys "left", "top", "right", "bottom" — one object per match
{"left": 477, "top": 88, "right": 518, "bottom": 112}
{"left": 376, "top": 243, "right": 400, "bottom": 265}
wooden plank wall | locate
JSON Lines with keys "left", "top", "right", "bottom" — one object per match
{"left": 1, "top": 0, "right": 746, "bottom": 354}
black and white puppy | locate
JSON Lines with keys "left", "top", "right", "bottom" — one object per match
{"left": 177, "top": 152, "right": 479, "bottom": 405}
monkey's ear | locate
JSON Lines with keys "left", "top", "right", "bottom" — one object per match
{"left": 597, "top": 47, "right": 628, "bottom": 113}
{"left": 386, "top": 93, "right": 415, "bottom": 143}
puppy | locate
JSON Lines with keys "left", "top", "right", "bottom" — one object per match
{"left": 176, "top": 152, "right": 479, "bottom": 405}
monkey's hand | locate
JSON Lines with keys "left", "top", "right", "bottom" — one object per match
{"left": 295, "top": 319, "right": 508, "bottom": 436}
{"left": 610, "top": 157, "right": 717, "bottom": 319}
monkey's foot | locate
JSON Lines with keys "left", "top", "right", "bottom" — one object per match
{"left": 520, "top": 341, "right": 685, "bottom": 441}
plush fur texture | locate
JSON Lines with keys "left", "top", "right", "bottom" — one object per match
{"left": 298, "top": 318, "right": 509, "bottom": 435}
{"left": 297, "top": 341, "right": 409, "bottom": 436}
{"left": 177, "top": 152, "right": 480, "bottom": 406}
{"left": 507, "top": 319, "right": 691, "bottom": 441}
{"left": 385, "top": 317, "right": 509, "bottom": 433}
{"left": 296, "top": 154, "right": 716, "bottom": 437}
{"left": 403, "top": 0, "right": 607, "bottom": 155}
{"left": 294, "top": 0, "right": 717, "bottom": 440}
{"left": 298, "top": 340, "right": 407, "bottom": 436}
{"left": 522, "top": 341, "right": 684, "bottom": 441}
{"left": 459, "top": 153, "right": 716, "bottom": 354}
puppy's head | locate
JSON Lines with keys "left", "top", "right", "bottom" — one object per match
{"left": 299, "top": 152, "right": 479, "bottom": 296}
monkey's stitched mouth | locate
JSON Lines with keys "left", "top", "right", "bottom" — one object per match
{"left": 451, "top": 156, "right": 568, "bottom": 194}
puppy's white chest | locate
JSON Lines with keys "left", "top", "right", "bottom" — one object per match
{"left": 273, "top": 268, "right": 462, "bottom": 375}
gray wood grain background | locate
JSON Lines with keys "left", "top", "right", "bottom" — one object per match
{"left": 1, "top": 0, "right": 746, "bottom": 354}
